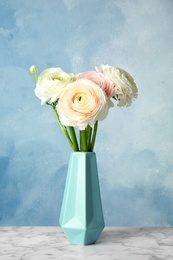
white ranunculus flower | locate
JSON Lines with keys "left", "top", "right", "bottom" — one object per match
{"left": 35, "top": 68, "right": 74, "bottom": 105}
{"left": 56, "top": 79, "right": 109, "bottom": 130}
{"left": 96, "top": 64, "right": 138, "bottom": 107}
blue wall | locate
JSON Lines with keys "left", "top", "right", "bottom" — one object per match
{"left": 0, "top": 0, "right": 173, "bottom": 226}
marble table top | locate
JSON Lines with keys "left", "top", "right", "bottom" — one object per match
{"left": 0, "top": 227, "right": 173, "bottom": 260}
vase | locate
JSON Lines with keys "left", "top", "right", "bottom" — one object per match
{"left": 59, "top": 152, "right": 105, "bottom": 245}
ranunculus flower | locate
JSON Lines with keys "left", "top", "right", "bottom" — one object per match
{"left": 35, "top": 68, "right": 74, "bottom": 105}
{"left": 96, "top": 64, "right": 138, "bottom": 107}
{"left": 56, "top": 79, "right": 109, "bottom": 130}
{"left": 77, "top": 71, "right": 114, "bottom": 98}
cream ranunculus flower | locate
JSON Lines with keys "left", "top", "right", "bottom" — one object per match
{"left": 56, "top": 79, "right": 109, "bottom": 130}
{"left": 35, "top": 68, "right": 74, "bottom": 105}
{"left": 96, "top": 64, "right": 138, "bottom": 107}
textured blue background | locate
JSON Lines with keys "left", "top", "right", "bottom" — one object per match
{"left": 0, "top": 0, "right": 173, "bottom": 226}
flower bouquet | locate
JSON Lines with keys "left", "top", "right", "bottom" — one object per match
{"left": 30, "top": 64, "right": 138, "bottom": 152}
{"left": 30, "top": 64, "right": 138, "bottom": 245}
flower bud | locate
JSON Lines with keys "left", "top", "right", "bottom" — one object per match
{"left": 30, "top": 65, "right": 38, "bottom": 74}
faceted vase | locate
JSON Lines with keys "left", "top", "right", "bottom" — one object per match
{"left": 59, "top": 152, "right": 105, "bottom": 245}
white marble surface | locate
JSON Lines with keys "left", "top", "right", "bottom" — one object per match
{"left": 0, "top": 227, "right": 173, "bottom": 260}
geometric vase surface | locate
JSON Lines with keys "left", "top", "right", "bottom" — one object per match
{"left": 59, "top": 152, "right": 105, "bottom": 245}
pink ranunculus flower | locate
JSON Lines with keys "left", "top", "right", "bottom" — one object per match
{"left": 96, "top": 64, "right": 138, "bottom": 107}
{"left": 77, "top": 71, "right": 114, "bottom": 98}
{"left": 35, "top": 68, "right": 74, "bottom": 105}
{"left": 56, "top": 79, "right": 109, "bottom": 130}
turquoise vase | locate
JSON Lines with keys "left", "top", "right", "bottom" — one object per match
{"left": 59, "top": 152, "right": 105, "bottom": 245}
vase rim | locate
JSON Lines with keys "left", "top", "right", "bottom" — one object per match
{"left": 71, "top": 151, "right": 95, "bottom": 154}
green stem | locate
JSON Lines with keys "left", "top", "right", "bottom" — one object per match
{"left": 90, "top": 121, "right": 98, "bottom": 152}
{"left": 68, "top": 127, "right": 79, "bottom": 151}
{"left": 86, "top": 125, "right": 92, "bottom": 151}
{"left": 33, "top": 72, "right": 38, "bottom": 82}
{"left": 80, "top": 129, "right": 87, "bottom": 152}
{"left": 51, "top": 105, "right": 74, "bottom": 150}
